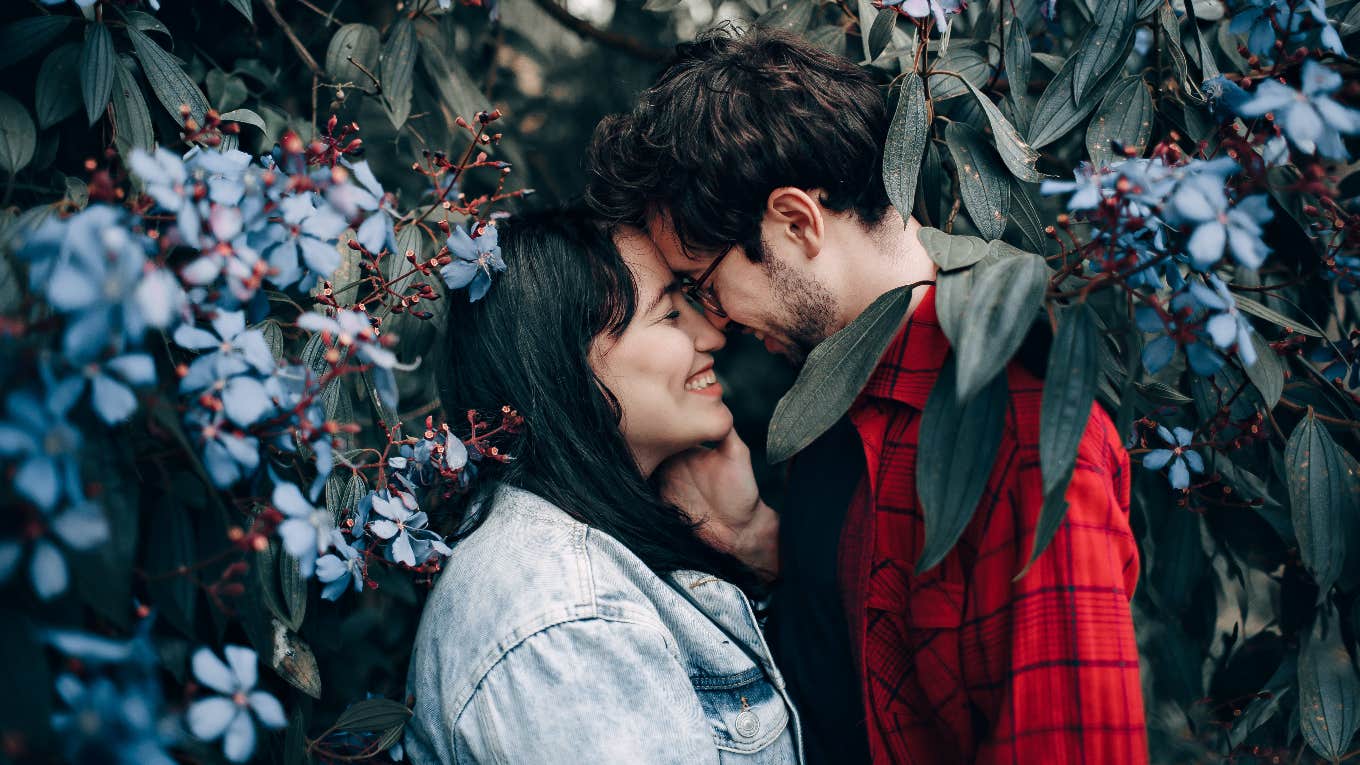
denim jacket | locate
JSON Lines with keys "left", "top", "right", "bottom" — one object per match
{"left": 404, "top": 485, "right": 803, "bottom": 765}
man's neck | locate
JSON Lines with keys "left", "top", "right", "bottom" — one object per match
{"left": 836, "top": 210, "right": 938, "bottom": 331}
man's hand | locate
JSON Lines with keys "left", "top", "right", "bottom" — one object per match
{"left": 656, "top": 428, "right": 780, "bottom": 581}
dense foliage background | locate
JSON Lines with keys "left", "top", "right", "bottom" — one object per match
{"left": 0, "top": 0, "right": 1358, "bottom": 763}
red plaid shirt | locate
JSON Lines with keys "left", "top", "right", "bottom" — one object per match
{"left": 837, "top": 287, "right": 1148, "bottom": 764}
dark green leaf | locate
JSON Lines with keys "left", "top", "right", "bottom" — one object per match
{"left": 756, "top": 0, "right": 815, "bottom": 32}
{"left": 125, "top": 10, "right": 172, "bottom": 40}
{"left": 1070, "top": 0, "right": 1136, "bottom": 103}
{"left": 111, "top": 59, "right": 155, "bottom": 156}
{"left": 266, "top": 618, "right": 323, "bottom": 698}
{"left": 332, "top": 698, "right": 412, "bottom": 733}
{"left": 219, "top": 107, "right": 266, "bottom": 132}
{"left": 1228, "top": 652, "right": 1296, "bottom": 750}
{"left": 920, "top": 226, "right": 990, "bottom": 271}
{"left": 883, "top": 74, "right": 928, "bottom": 220}
{"left": 1086, "top": 75, "right": 1153, "bottom": 166}
{"left": 643, "top": 0, "right": 686, "bottom": 10}
{"left": 36, "top": 43, "right": 83, "bottom": 129}
{"left": 1027, "top": 34, "right": 1135, "bottom": 149}
{"left": 916, "top": 356, "right": 1009, "bottom": 572}
{"left": 867, "top": 9, "right": 896, "bottom": 60}
{"left": 805, "top": 24, "right": 847, "bottom": 54}
{"left": 1004, "top": 14, "right": 1032, "bottom": 123}
{"left": 128, "top": 25, "right": 210, "bottom": 125}
{"left": 1297, "top": 608, "right": 1360, "bottom": 761}
{"left": 954, "top": 244, "right": 1048, "bottom": 401}
{"left": 0, "top": 92, "right": 36, "bottom": 174}
{"left": 1233, "top": 293, "right": 1324, "bottom": 338}
{"left": 256, "top": 540, "right": 289, "bottom": 626}
{"left": 1242, "top": 333, "right": 1284, "bottom": 409}
{"left": 0, "top": 614, "right": 51, "bottom": 747}
{"left": 918, "top": 138, "right": 947, "bottom": 227}
{"left": 226, "top": 0, "right": 254, "bottom": 23}
{"left": 959, "top": 78, "right": 1043, "bottom": 183}
{"left": 285, "top": 708, "right": 312, "bottom": 765}
{"left": 0, "top": 15, "right": 74, "bottom": 71}
{"left": 928, "top": 47, "right": 990, "bottom": 101}
{"left": 1159, "top": 3, "right": 1206, "bottom": 104}
{"left": 81, "top": 23, "right": 116, "bottom": 126}
{"left": 415, "top": 23, "right": 487, "bottom": 124}
{"left": 279, "top": 549, "right": 308, "bottom": 631}
{"left": 146, "top": 496, "right": 197, "bottom": 637}
{"left": 1032, "top": 51, "right": 1065, "bottom": 73}
{"left": 206, "top": 69, "right": 248, "bottom": 111}
{"left": 767, "top": 285, "right": 918, "bottom": 463}
{"left": 1008, "top": 180, "right": 1049, "bottom": 254}
{"left": 946, "top": 121, "right": 1010, "bottom": 240}
{"left": 1284, "top": 409, "right": 1356, "bottom": 596}
{"left": 326, "top": 23, "right": 381, "bottom": 92}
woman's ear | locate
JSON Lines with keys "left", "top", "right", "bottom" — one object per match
{"left": 764, "top": 187, "right": 825, "bottom": 260}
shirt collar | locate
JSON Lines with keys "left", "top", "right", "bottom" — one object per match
{"left": 855, "top": 285, "right": 948, "bottom": 411}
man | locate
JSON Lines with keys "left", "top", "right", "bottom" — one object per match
{"left": 588, "top": 25, "right": 1148, "bottom": 765}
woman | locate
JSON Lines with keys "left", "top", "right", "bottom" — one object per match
{"left": 404, "top": 210, "right": 801, "bottom": 764}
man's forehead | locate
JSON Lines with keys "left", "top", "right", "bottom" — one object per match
{"left": 643, "top": 209, "right": 716, "bottom": 275}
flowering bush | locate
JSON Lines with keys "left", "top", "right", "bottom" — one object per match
{"left": 0, "top": 0, "right": 1356, "bottom": 763}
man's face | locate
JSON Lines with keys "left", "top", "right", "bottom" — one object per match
{"left": 645, "top": 211, "right": 836, "bottom": 365}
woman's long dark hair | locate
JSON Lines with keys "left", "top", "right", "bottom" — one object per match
{"left": 435, "top": 208, "right": 759, "bottom": 591}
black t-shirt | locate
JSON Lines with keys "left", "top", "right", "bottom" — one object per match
{"left": 765, "top": 416, "right": 870, "bottom": 765}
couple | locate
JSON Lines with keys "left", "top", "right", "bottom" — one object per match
{"left": 404, "top": 27, "right": 1148, "bottom": 765}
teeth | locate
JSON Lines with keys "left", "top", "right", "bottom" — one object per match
{"left": 685, "top": 372, "right": 718, "bottom": 391}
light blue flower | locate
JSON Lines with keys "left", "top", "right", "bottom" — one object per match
{"left": 185, "top": 409, "right": 260, "bottom": 488}
{"left": 297, "top": 309, "right": 400, "bottom": 409}
{"left": 1165, "top": 169, "right": 1273, "bottom": 270}
{"left": 51, "top": 674, "right": 176, "bottom": 765}
{"left": 1229, "top": 0, "right": 1343, "bottom": 60}
{"left": 1143, "top": 425, "right": 1204, "bottom": 490}
{"left": 130, "top": 148, "right": 203, "bottom": 247}
{"left": 76, "top": 352, "right": 157, "bottom": 425}
{"left": 272, "top": 482, "right": 335, "bottom": 577}
{"left": 326, "top": 160, "right": 397, "bottom": 255}
{"left": 440, "top": 223, "right": 505, "bottom": 301}
{"left": 0, "top": 501, "right": 109, "bottom": 600}
{"left": 1188, "top": 275, "right": 1259, "bottom": 366}
{"left": 315, "top": 530, "right": 364, "bottom": 601}
{"left": 255, "top": 192, "right": 347, "bottom": 290}
{"left": 881, "top": 0, "right": 965, "bottom": 30}
{"left": 367, "top": 489, "right": 451, "bottom": 566}
{"left": 0, "top": 378, "right": 86, "bottom": 512}
{"left": 1235, "top": 60, "right": 1360, "bottom": 159}
{"left": 187, "top": 645, "right": 286, "bottom": 763}
{"left": 173, "top": 311, "right": 277, "bottom": 427}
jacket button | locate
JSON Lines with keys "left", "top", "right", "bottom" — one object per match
{"left": 734, "top": 709, "right": 760, "bottom": 741}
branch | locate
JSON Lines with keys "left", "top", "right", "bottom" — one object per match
{"left": 260, "top": 0, "right": 325, "bottom": 78}
{"left": 528, "top": 0, "right": 670, "bottom": 63}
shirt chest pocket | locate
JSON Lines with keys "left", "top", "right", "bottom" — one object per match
{"left": 690, "top": 667, "right": 794, "bottom": 762}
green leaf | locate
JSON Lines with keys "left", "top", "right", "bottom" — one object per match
{"left": 960, "top": 78, "right": 1043, "bottom": 183}
{"left": 285, "top": 708, "right": 312, "bottom": 765}
{"left": 1159, "top": 3, "right": 1206, "bottom": 104}
{"left": 111, "top": 59, "right": 155, "bottom": 156}
{"left": 767, "top": 284, "right": 918, "bottom": 463}
{"left": 279, "top": 549, "right": 308, "bottom": 631}
{"left": 643, "top": 0, "right": 686, "bottom": 10}
{"left": 1070, "top": 0, "right": 1136, "bottom": 103}
{"left": 0, "top": 15, "right": 74, "bottom": 71}
{"left": 1086, "top": 75, "right": 1153, "bottom": 166}
{"left": 1298, "top": 608, "right": 1360, "bottom": 762}
{"left": 916, "top": 355, "right": 1009, "bottom": 572}
{"left": 267, "top": 618, "right": 323, "bottom": 698}
{"left": 225, "top": 0, "right": 254, "bottom": 22}
{"left": 125, "top": 10, "right": 172, "bottom": 40}
{"left": 0, "top": 92, "right": 37, "bottom": 174}
{"left": 883, "top": 74, "right": 929, "bottom": 221}
{"left": 928, "top": 47, "right": 990, "bottom": 101}
{"left": 332, "top": 698, "right": 412, "bottom": 733}
{"left": 866, "top": 9, "right": 897, "bottom": 61}
{"left": 36, "top": 43, "right": 83, "bottom": 129}
{"left": 953, "top": 244, "right": 1048, "bottom": 401}
{"left": 1242, "top": 333, "right": 1283, "bottom": 409}
{"left": 1283, "top": 409, "right": 1356, "bottom": 596}
{"left": 1032, "top": 52, "right": 1065, "bottom": 74}
{"left": 1004, "top": 13, "right": 1032, "bottom": 122}
{"left": 1008, "top": 180, "right": 1049, "bottom": 254}
{"left": 946, "top": 121, "right": 1010, "bottom": 240}
{"left": 756, "top": 0, "right": 815, "bottom": 32}
{"left": 206, "top": 69, "right": 248, "bottom": 112}
{"left": 381, "top": 18, "right": 418, "bottom": 127}
{"left": 219, "top": 107, "right": 266, "bottom": 132}
{"left": 416, "top": 25, "right": 488, "bottom": 124}
{"left": 128, "top": 25, "right": 210, "bottom": 125}
{"left": 80, "top": 23, "right": 116, "bottom": 126}
{"left": 145, "top": 496, "right": 198, "bottom": 637}
{"left": 1233, "top": 293, "right": 1324, "bottom": 338}
{"left": 1027, "top": 33, "right": 1134, "bottom": 149}
{"left": 805, "top": 24, "right": 847, "bottom": 54}
{"left": 919, "top": 226, "right": 990, "bottom": 271}
{"left": 255, "top": 540, "right": 289, "bottom": 626}
{"left": 326, "top": 23, "right": 381, "bottom": 92}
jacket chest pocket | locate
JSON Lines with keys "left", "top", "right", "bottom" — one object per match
{"left": 691, "top": 667, "right": 795, "bottom": 762}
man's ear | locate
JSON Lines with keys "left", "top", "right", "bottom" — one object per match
{"left": 764, "top": 187, "right": 825, "bottom": 260}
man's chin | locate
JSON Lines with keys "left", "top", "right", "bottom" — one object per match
{"left": 762, "top": 335, "right": 807, "bottom": 366}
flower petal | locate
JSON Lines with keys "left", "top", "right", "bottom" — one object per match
{"left": 16, "top": 457, "right": 61, "bottom": 511}
{"left": 224, "top": 644, "right": 259, "bottom": 691}
{"left": 30, "top": 539, "right": 67, "bottom": 600}
{"left": 248, "top": 691, "right": 287, "bottom": 729}
{"left": 222, "top": 703, "right": 257, "bottom": 763}
{"left": 187, "top": 697, "right": 238, "bottom": 741}
{"left": 192, "top": 647, "right": 238, "bottom": 693}
{"left": 52, "top": 504, "right": 109, "bottom": 550}
{"left": 92, "top": 374, "right": 138, "bottom": 425}
{"left": 1143, "top": 449, "right": 1174, "bottom": 471}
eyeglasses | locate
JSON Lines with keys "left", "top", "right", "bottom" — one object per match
{"left": 681, "top": 249, "right": 730, "bottom": 319}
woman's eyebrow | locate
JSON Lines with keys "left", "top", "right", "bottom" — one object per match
{"left": 644, "top": 285, "right": 669, "bottom": 314}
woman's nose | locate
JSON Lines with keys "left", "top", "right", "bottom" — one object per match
{"left": 678, "top": 298, "right": 727, "bottom": 352}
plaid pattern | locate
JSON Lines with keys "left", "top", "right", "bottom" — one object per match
{"left": 837, "top": 287, "right": 1148, "bottom": 764}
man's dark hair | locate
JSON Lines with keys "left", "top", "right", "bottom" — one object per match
{"left": 435, "top": 208, "right": 760, "bottom": 593}
{"left": 586, "top": 24, "right": 891, "bottom": 262}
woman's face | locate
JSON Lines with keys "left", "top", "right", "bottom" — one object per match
{"left": 590, "top": 228, "right": 733, "bottom": 476}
